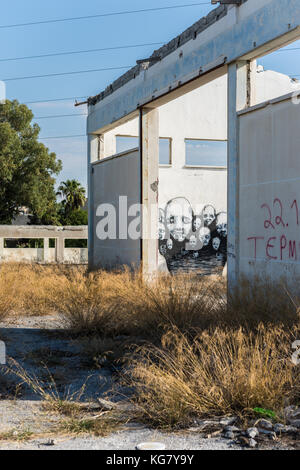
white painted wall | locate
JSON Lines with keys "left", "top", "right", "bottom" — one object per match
{"left": 238, "top": 91, "right": 300, "bottom": 285}
{"left": 255, "top": 69, "right": 299, "bottom": 105}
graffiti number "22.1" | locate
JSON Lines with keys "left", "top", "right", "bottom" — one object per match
{"left": 261, "top": 199, "right": 299, "bottom": 229}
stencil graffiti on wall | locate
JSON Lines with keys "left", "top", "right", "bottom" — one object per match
{"left": 159, "top": 197, "right": 227, "bottom": 275}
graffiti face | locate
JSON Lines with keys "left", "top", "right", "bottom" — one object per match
{"left": 158, "top": 224, "right": 166, "bottom": 241}
{"left": 212, "top": 237, "right": 221, "bottom": 251}
{"left": 165, "top": 197, "right": 193, "bottom": 242}
{"left": 216, "top": 212, "right": 227, "bottom": 238}
{"left": 202, "top": 205, "right": 216, "bottom": 227}
{"left": 159, "top": 198, "right": 227, "bottom": 275}
{"left": 159, "top": 208, "right": 165, "bottom": 224}
{"left": 189, "top": 234, "right": 197, "bottom": 248}
{"left": 193, "top": 217, "right": 202, "bottom": 231}
{"left": 167, "top": 239, "right": 173, "bottom": 250}
{"left": 159, "top": 244, "right": 167, "bottom": 256}
{"left": 199, "top": 227, "right": 211, "bottom": 246}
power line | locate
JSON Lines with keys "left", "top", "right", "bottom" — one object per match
{"left": 39, "top": 134, "right": 86, "bottom": 140}
{"left": 2, "top": 42, "right": 299, "bottom": 65}
{"left": 274, "top": 46, "right": 300, "bottom": 53}
{"left": 0, "top": 3, "right": 211, "bottom": 30}
{"left": 24, "top": 97, "right": 88, "bottom": 105}
{"left": 0, "top": 42, "right": 164, "bottom": 63}
{"left": 4, "top": 65, "right": 133, "bottom": 82}
{"left": 34, "top": 113, "right": 87, "bottom": 119}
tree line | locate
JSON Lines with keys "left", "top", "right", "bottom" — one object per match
{"left": 0, "top": 100, "right": 87, "bottom": 226}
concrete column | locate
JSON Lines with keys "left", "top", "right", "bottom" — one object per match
{"left": 227, "top": 61, "right": 251, "bottom": 288}
{"left": 87, "top": 134, "right": 99, "bottom": 270}
{"left": 98, "top": 134, "right": 105, "bottom": 160}
{"left": 0, "top": 238, "right": 4, "bottom": 259}
{"left": 56, "top": 237, "right": 64, "bottom": 263}
{"left": 43, "top": 238, "right": 50, "bottom": 263}
{"left": 104, "top": 133, "right": 116, "bottom": 157}
{"left": 140, "top": 107, "right": 159, "bottom": 276}
{"left": 172, "top": 136, "right": 185, "bottom": 169}
{"left": 249, "top": 60, "right": 257, "bottom": 107}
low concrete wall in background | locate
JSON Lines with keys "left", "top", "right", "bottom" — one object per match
{"left": 0, "top": 226, "right": 88, "bottom": 264}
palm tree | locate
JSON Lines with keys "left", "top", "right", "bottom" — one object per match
{"left": 57, "top": 179, "right": 86, "bottom": 215}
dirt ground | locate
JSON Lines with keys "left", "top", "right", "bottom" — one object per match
{"left": 0, "top": 315, "right": 298, "bottom": 451}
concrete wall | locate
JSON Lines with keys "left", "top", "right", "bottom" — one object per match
{"left": 91, "top": 149, "right": 141, "bottom": 269}
{"left": 238, "top": 91, "right": 300, "bottom": 285}
{"left": 0, "top": 226, "right": 88, "bottom": 264}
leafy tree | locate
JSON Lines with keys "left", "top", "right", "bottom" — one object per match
{"left": 57, "top": 179, "right": 87, "bottom": 225}
{"left": 57, "top": 179, "right": 86, "bottom": 213}
{"left": 62, "top": 208, "right": 88, "bottom": 226}
{"left": 0, "top": 100, "right": 62, "bottom": 224}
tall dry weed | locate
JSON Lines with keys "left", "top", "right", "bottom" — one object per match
{"left": 46, "top": 269, "right": 121, "bottom": 335}
{"left": 227, "top": 276, "right": 297, "bottom": 329}
{"left": 42, "top": 268, "right": 227, "bottom": 338}
{"left": 108, "top": 271, "right": 226, "bottom": 337}
{"left": 0, "top": 263, "right": 299, "bottom": 338}
{"left": 128, "top": 326, "right": 300, "bottom": 428}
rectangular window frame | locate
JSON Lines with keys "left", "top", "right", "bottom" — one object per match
{"left": 158, "top": 137, "right": 172, "bottom": 167}
{"left": 116, "top": 135, "right": 172, "bottom": 167}
{"left": 184, "top": 138, "right": 227, "bottom": 169}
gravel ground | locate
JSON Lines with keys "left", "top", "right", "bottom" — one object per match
{"left": 0, "top": 429, "right": 244, "bottom": 450}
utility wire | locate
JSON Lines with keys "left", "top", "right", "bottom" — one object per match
{"left": 0, "top": 3, "right": 211, "bottom": 29}
{"left": 274, "top": 46, "right": 300, "bottom": 52}
{"left": 39, "top": 134, "right": 86, "bottom": 140}
{"left": 2, "top": 42, "right": 299, "bottom": 64}
{"left": 34, "top": 113, "right": 87, "bottom": 119}
{"left": 0, "top": 42, "right": 164, "bottom": 63}
{"left": 24, "top": 97, "right": 88, "bottom": 104}
{"left": 3, "top": 65, "right": 133, "bottom": 82}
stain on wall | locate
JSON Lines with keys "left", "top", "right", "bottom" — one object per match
{"left": 158, "top": 197, "right": 227, "bottom": 275}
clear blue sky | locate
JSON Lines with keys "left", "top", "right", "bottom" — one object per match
{"left": 1, "top": 0, "right": 299, "bottom": 190}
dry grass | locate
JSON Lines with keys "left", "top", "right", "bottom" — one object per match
{"left": 0, "top": 264, "right": 18, "bottom": 320}
{"left": 45, "top": 269, "right": 121, "bottom": 336}
{"left": 127, "top": 326, "right": 300, "bottom": 428}
{"left": 7, "top": 358, "right": 125, "bottom": 437}
{"left": 0, "top": 263, "right": 79, "bottom": 317}
{"left": 38, "top": 266, "right": 227, "bottom": 338}
{"left": 59, "top": 412, "right": 124, "bottom": 437}
{"left": 0, "top": 263, "right": 299, "bottom": 337}
{"left": 0, "top": 263, "right": 226, "bottom": 335}
{"left": 107, "top": 271, "right": 225, "bottom": 338}
{"left": 51, "top": 268, "right": 299, "bottom": 339}
{"left": 0, "top": 429, "right": 33, "bottom": 442}
{"left": 8, "top": 357, "right": 87, "bottom": 408}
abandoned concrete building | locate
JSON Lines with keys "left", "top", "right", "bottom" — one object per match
{"left": 86, "top": 0, "right": 300, "bottom": 287}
